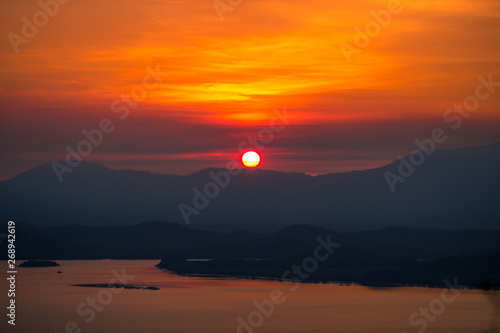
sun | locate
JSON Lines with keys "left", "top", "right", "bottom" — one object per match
{"left": 242, "top": 151, "right": 261, "bottom": 168}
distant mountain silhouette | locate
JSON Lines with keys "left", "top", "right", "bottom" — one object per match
{"left": 1, "top": 142, "right": 499, "bottom": 232}
{"left": 4, "top": 221, "right": 499, "bottom": 287}
{"left": 5, "top": 221, "right": 500, "bottom": 261}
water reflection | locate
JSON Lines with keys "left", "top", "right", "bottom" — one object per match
{"left": 480, "top": 280, "right": 500, "bottom": 333}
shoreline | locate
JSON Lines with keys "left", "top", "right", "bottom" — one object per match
{"left": 5, "top": 259, "right": 497, "bottom": 291}
{"left": 156, "top": 266, "right": 495, "bottom": 291}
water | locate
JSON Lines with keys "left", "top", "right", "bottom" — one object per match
{"left": 0, "top": 260, "right": 496, "bottom": 333}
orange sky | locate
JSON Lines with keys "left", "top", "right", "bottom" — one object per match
{"left": 1, "top": 0, "right": 499, "bottom": 179}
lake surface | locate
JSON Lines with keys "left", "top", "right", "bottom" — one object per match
{"left": 0, "top": 260, "right": 497, "bottom": 333}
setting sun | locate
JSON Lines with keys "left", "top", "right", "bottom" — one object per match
{"left": 242, "top": 151, "right": 261, "bottom": 168}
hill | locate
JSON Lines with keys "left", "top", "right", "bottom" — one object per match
{"left": 0, "top": 142, "right": 499, "bottom": 232}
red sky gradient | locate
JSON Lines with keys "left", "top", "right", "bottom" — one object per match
{"left": 1, "top": 0, "right": 499, "bottom": 179}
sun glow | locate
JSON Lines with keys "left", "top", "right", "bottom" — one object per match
{"left": 242, "top": 151, "right": 261, "bottom": 168}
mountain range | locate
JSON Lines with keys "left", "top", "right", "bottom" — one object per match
{"left": 1, "top": 142, "right": 499, "bottom": 232}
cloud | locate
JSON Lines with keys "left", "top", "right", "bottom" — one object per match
{"left": 0, "top": 0, "right": 499, "bottom": 178}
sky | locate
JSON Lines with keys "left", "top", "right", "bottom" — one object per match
{"left": 1, "top": 0, "right": 499, "bottom": 179}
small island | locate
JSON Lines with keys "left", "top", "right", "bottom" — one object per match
{"left": 74, "top": 284, "right": 159, "bottom": 290}
{"left": 19, "top": 260, "right": 60, "bottom": 267}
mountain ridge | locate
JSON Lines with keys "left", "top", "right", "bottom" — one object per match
{"left": 1, "top": 142, "right": 499, "bottom": 232}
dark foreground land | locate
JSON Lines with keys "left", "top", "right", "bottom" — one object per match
{"left": 156, "top": 248, "right": 500, "bottom": 289}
